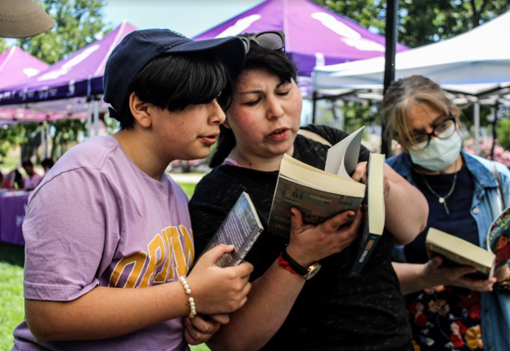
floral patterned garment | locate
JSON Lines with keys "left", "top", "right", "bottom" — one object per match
{"left": 408, "top": 287, "right": 483, "bottom": 351}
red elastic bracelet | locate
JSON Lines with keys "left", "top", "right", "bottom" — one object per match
{"left": 277, "top": 251, "right": 298, "bottom": 274}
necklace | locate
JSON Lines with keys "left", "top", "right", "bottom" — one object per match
{"left": 420, "top": 160, "right": 459, "bottom": 216}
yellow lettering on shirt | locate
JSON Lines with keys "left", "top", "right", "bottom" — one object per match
{"left": 139, "top": 234, "right": 166, "bottom": 288}
{"left": 109, "top": 225, "right": 193, "bottom": 288}
{"left": 109, "top": 251, "right": 148, "bottom": 288}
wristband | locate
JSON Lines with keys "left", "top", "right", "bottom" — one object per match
{"left": 279, "top": 249, "right": 309, "bottom": 276}
{"left": 179, "top": 276, "right": 196, "bottom": 318}
{"left": 277, "top": 249, "right": 322, "bottom": 280}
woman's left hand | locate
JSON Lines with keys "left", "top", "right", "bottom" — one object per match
{"left": 184, "top": 314, "right": 230, "bottom": 345}
{"left": 422, "top": 256, "right": 497, "bottom": 292}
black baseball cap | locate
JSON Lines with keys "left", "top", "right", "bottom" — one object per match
{"left": 103, "top": 28, "right": 246, "bottom": 120}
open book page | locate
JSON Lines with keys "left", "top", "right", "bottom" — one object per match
{"left": 487, "top": 206, "right": 510, "bottom": 269}
{"left": 348, "top": 153, "right": 385, "bottom": 277}
{"left": 426, "top": 227, "right": 495, "bottom": 277}
{"left": 202, "top": 192, "right": 264, "bottom": 267}
{"left": 325, "top": 126, "right": 364, "bottom": 179}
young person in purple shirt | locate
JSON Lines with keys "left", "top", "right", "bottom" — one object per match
{"left": 12, "top": 29, "right": 253, "bottom": 351}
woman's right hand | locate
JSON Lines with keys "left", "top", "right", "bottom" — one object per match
{"left": 187, "top": 245, "right": 253, "bottom": 315}
{"left": 286, "top": 207, "right": 363, "bottom": 267}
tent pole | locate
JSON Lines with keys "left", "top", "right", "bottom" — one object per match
{"left": 45, "top": 122, "right": 50, "bottom": 159}
{"left": 40, "top": 122, "right": 46, "bottom": 160}
{"left": 94, "top": 96, "right": 99, "bottom": 136}
{"left": 312, "top": 92, "right": 317, "bottom": 124}
{"left": 490, "top": 102, "right": 499, "bottom": 159}
{"left": 86, "top": 97, "right": 92, "bottom": 138}
{"left": 474, "top": 102, "right": 480, "bottom": 155}
{"left": 381, "top": 0, "right": 398, "bottom": 157}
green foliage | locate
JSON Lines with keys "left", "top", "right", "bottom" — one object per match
{"left": 497, "top": 118, "right": 510, "bottom": 150}
{"left": 0, "top": 38, "right": 8, "bottom": 54}
{"left": 50, "top": 119, "right": 87, "bottom": 159}
{"left": 313, "top": 0, "right": 386, "bottom": 32}
{"left": 0, "top": 125, "right": 23, "bottom": 165}
{"left": 312, "top": 0, "right": 510, "bottom": 48}
{"left": 16, "top": 0, "right": 110, "bottom": 64}
{"left": 5, "top": 0, "right": 110, "bottom": 161}
{"left": 399, "top": 0, "right": 510, "bottom": 47}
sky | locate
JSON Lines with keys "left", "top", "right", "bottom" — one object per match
{"left": 103, "top": 0, "right": 264, "bottom": 37}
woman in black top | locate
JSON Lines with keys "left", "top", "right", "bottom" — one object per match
{"left": 189, "top": 31, "right": 428, "bottom": 351}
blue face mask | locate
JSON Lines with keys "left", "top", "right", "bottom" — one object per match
{"left": 408, "top": 130, "right": 462, "bottom": 172}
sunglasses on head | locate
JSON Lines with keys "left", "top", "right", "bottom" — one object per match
{"left": 239, "top": 31, "right": 285, "bottom": 53}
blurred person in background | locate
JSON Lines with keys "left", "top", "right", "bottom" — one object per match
{"left": 41, "top": 157, "right": 55, "bottom": 175}
{"left": 22, "top": 158, "right": 42, "bottom": 190}
{"left": 3, "top": 169, "right": 24, "bottom": 189}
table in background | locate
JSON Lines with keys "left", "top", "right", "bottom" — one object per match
{"left": 0, "top": 191, "right": 30, "bottom": 246}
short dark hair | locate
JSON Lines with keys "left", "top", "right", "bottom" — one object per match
{"left": 41, "top": 157, "right": 54, "bottom": 169}
{"left": 210, "top": 42, "right": 297, "bottom": 168}
{"left": 21, "top": 158, "right": 33, "bottom": 168}
{"left": 118, "top": 52, "right": 233, "bottom": 129}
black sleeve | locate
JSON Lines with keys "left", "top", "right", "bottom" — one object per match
{"left": 189, "top": 171, "right": 239, "bottom": 256}
{"left": 301, "top": 124, "right": 371, "bottom": 162}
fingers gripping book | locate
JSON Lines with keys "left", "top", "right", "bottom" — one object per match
{"left": 426, "top": 207, "right": 510, "bottom": 279}
{"left": 202, "top": 192, "right": 264, "bottom": 267}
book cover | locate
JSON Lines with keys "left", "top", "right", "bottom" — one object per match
{"left": 202, "top": 192, "right": 264, "bottom": 267}
{"left": 267, "top": 127, "right": 366, "bottom": 238}
{"left": 426, "top": 227, "right": 496, "bottom": 278}
{"left": 348, "top": 153, "right": 386, "bottom": 277}
{"left": 487, "top": 206, "right": 510, "bottom": 270}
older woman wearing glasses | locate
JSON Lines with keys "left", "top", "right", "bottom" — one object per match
{"left": 384, "top": 75, "right": 510, "bottom": 351}
{"left": 188, "top": 32, "right": 428, "bottom": 351}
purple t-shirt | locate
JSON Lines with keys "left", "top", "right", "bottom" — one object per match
{"left": 13, "top": 136, "right": 194, "bottom": 351}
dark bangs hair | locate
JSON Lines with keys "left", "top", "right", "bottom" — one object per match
{"left": 209, "top": 41, "right": 297, "bottom": 168}
{"left": 119, "top": 52, "right": 232, "bottom": 129}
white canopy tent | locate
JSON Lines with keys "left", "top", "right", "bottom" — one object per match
{"left": 313, "top": 11, "right": 510, "bottom": 95}
{"left": 312, "top": 11, "right": 510, "bottom": 154}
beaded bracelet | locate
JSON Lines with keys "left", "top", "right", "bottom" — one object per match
{"left": 179, "top": 276, "right": 196, "bottom": 318}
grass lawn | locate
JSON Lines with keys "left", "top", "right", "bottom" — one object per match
{"left": 0, "top": 181, "right": 212, "bottom": 351}
{"left": 0, "top": 244, "right": 24, "bottom": 351}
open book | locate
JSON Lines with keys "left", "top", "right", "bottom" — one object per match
{"left": 348, "top": 153, "right": 386, "bottom": 277}
{"left": 267, "top": 127, "right": 386, "bottom": 278}
{"left": 202, "top": 192, "right": 264, "bottom": 267}
{"left": 267, "top": 127, "right": 366, "bottom": 238}
{"left": 426, "top": 228, "right": 496, "bottom": 278}
{"left": 426, "top": 207, "right": 510, "bottom": 279}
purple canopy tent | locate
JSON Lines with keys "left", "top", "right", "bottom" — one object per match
{"left": 194, "top": 0, "right": 407, "bottom": 77}
{"left": 0, "top": 21, "right": 137, "bottom": 111}
{"left": 0, "top": 21, "right": 136, "bottom": 157}
{"left": 0, "top": 46, "right": 49, "bottom": 89}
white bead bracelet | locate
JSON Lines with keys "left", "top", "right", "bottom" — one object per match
{"left": 179, "top": 276, "right": 196, "bottom": 318}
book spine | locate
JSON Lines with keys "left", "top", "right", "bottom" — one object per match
{"left": 233, "top": 229, "right": 264, "bottom": 266}
{"left": 348, "top": 233, "right": 381, "bottom": 277}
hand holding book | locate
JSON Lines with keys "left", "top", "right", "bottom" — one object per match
{"left": 420, "top": 255, "right": 497, "bottom": 293}
{"left": 286, "top": 206, "right": 363, "bottom": 266}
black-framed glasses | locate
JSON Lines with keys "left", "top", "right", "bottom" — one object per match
{"left": 408, "top": 116, "right": 457, "bottom": 150}
{"left": 239, "top": 31, "right": 285, "bottom": 54}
